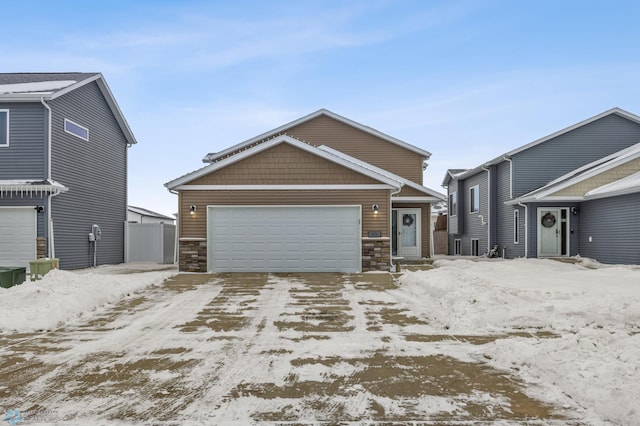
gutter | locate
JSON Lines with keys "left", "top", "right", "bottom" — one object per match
{"left": 40, "top": 97, "right": 57, "bottom": 258}
{"left": 481, "top": 164, "right": 491, "bottom": 254}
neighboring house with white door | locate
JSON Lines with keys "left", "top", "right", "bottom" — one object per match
{"left": 165, "top": 109, "right": 445, "bottom": 272}
{"left": 443, "top": 107, "right": 640, "bottom": 264}
{"left": 0, "top": 73, "right": 136, "bottom": 269}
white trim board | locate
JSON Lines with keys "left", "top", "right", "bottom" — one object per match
{"left": 175, "top": 184, "right": 395, "bottom": 191}
{"left": 165, "top": 135, "right": 403, "bottom": 190}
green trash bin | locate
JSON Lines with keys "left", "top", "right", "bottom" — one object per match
{"left": 0, "top": 267, "right": 27, "bottom": 288}
{"left": 29, "top": 258, "right": 60, "bottom": 281}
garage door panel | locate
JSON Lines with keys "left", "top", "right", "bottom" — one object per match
{"left": 0, "top": 208, "right": 37, "bottom": 268}
{"left": 208, "top": 206, "right": 360, "bottom": 272}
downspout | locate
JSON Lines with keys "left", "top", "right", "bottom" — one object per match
{"left": 517, "top": 199, "right": 528, "bottom": 258}
{"left": 481, "top": 164, "right": 491, "bottom": 254}
{"left": 40, "top": 97, "right": 56, "bottom": 258}
{"left": 389, "top": 183, "right": 403, "bottom": 271}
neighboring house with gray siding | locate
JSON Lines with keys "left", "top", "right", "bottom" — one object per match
{"left": 0, "top": 73, "right": 136, "bottom": 269}
{"left": 443, "top": 108, "right": 640, "bottom": 265}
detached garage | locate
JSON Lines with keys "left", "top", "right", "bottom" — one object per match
{"left": 208, "top": 206, "right": 361, "bottom": 272}
{"left": 0, "top": 207, "right": 37, "bottom": 268}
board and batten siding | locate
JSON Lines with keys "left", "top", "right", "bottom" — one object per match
{"left": 513, "top": 114, "right": 640, "bottom": 197}
{"left": 179, "top": 189, "right": 391, "bottom": 240}
{"left": 191, "top": 143, "right": 379, "bottom": 185}
{"left": 578, "top": 193, "right": 640, "bottom": 265}
{"left": 287, "top": 115, "right": 425, "bottom": 184}
{"left": 49, "top": 81, "right": 128, "bottom": 269}
{"left": 0, "top": 102, "right": 47, "bottom": 179}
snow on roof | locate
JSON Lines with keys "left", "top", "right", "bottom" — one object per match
{"left": 0, "top": 80, "right": 77, "bottom": 94}
{"left": 0, "top": 179, "right": 68, "bottom": 196}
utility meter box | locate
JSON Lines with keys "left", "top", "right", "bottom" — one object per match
{"left": 92, "top": 224, "right": 102, "bottom": 240}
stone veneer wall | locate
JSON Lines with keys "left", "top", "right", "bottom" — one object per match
{"left": 179, "top": 240, "right": 208, "bottom": 272}
{"left": 36, "top": 237, "right": 46, "bottom": 259}
{"left": 362, "top": 237, "right": 391, "bottom": 272}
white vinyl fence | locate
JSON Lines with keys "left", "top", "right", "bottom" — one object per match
{"left": 127, "top": 223, "right": 176, "bottom": 264}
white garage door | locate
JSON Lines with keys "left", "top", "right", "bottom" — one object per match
{"left": 0, "top": 207, "right": 37, "bottom": 268}
{"left": 208, "top": 206, "right": 361, "bottom": 272}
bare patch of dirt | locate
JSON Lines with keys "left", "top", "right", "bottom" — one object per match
{"left": 406, "top": 331, "right": 559, "bottom": 345}
{"left": 234, "top": 353, "right": 565, "bottom": 423}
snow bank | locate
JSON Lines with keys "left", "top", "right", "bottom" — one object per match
{"left": 0, "top": 268, "right": 175, "bottom": 332}
{"left": 399, "top": 258, "right": 640, "bottom": 425}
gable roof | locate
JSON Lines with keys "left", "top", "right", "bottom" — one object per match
{"left": 202, "top": 109, "right": 431, "bottom": 163}
{"left": 165, "top": 134, "right": 403, "bottom": 190}
{"left": 441, "top": 169, "right": 468, "bottom": 187}
{"left": 507, "top": 142, "right": 640, "bottom": 204}
{"left": 0, "top": 72, "right": 137, "bottom": 145}
{"left": 128, "top": 205, "right": 175, "bottom": 221}
{"left": 318, "top": 145, "right": 445, "bottom": 201}
{"left": 452, "top": 108, "right": 640, "bottom": 182}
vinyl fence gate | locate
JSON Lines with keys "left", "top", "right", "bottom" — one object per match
{"left": 127, "top": 223, "right": 176, "bottom": 264}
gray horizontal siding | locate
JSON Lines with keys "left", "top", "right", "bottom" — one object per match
{"left": 513, "top": 114, "right": 640, "bottom": 196}
{"left": 495, "top": 161, "right": 525, "bottom": 258}
{"left": 0, "top": 103, "right": 46, "bottom": 179}
{"left": 462, "top": 172, "right": 489, "bottom": 255}
{"left": 578, "top": 193, "right": 640, "bottom": 264}
{"left": 50, "top": 81, "right": 128, "bottom": 269}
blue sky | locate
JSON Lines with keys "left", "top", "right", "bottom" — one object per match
{"left": 4, "top": 0, "right": 640, "bottom": 215}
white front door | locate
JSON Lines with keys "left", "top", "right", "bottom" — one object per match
{"left": 393, "top": 208, "right": 421, "bottom": 258}
{"left": 538, "top": 208, "right": 562, "bottom": 257}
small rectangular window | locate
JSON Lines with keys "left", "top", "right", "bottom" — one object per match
{"left": 470, "top": 185, "right": 480, "bottom": 213}
{"left": 471, "top": 239, "right": 479, "bottom": 256}
{"left": 454, "top": 239, "right": 461, "bottom": 255}
{"left": 64, "top": 118, "right": 89, "bottom": 141}
{"left": 0, "top": 110, "right": 8, "bottom": 147}
{"left": 514, "top": 209, "right": 520, "bottom": 244}
{"left": 449, "top": 192, "right": 457, "bottom": 216}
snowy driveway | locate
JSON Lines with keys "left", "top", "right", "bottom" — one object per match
{"left": 0, "top": 269, "right": 610, "bottom": 424}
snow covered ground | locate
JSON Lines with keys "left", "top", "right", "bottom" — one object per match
{"left": 0, "top": 263, "right": 176, "bottom": 332}
{"left": 1, "top": 258, "right": 638, "bottom": 424}
{"left": 401, "top": 258, "right": 640, "bottom": 425}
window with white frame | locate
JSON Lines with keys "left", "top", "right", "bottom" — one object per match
{"left": 454, "top": 239, "right": 461, "bottom": 255}
{"left": 471, "top": 238, "right": 480, "bottom": 256}
{"left": 64, "top": 118, "right": 89, "bottom": 141}
{"left": 0, "top": 110, "right": 8, "bottom": 147}
{"left": 514, "top": 209, "right": 520, "bottom": 244}
{"left": 469, "top": 185, "right": 480, "bottom": 213}
{"left": 449, "top": 191, "right": 457, "bottom": 216}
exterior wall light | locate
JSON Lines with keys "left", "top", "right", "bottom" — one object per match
{"left": 189, "top": 205, "right": 197, "bottom": 215}
{"left": 372, "top": 204, "right": 379, "bottom": 215}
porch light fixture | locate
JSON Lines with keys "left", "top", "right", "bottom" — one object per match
{"left": 189, "top": 205, "right": 197, "bottom": 215}
{"left": 372, "top": 204, "right": 379, "bottom": 215}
